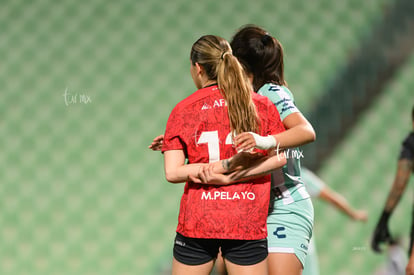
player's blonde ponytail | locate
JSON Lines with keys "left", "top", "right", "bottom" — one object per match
{"left": 190, "top": 35, "right": 259, "bottom": 135}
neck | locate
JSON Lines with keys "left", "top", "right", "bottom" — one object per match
{"left": 202, "top": 80, "right": 217, "bottom": 88}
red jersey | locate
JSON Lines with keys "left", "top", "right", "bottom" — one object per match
{"left": 162, "top": 85, "right": 285, "bottom": 240}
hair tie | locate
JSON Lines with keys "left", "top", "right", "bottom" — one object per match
{"left": 261, "top": 34, "right": 272, "bottom": 45}
{"left": 221, "top": 51, "right": 230, "bottom": 60}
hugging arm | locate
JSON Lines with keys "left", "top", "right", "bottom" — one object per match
{"left": 164, "top": 149, "right": 286, "bottom": 185}
{"left": 163, "top": 149, "right": 228, "bottom": 183}
{"left": 190, "top": 150, "right": 287, "bottom": 185}
{"left": 235, "top": 112, "right": 315, "bottom": 151}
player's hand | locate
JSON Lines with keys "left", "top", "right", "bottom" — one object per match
{"left": 148, "top": 135, "right": 164, "bottom": 151}
{"left": 189, "top": 164, "right": 231, "bottom": 185}
{"left": 371, "top": 212, "right": 393, "bottom": 253}
{"left": 234, "top": 132, "right": 257, "bottom": 152}
{"left": 352, "top": 210, "right": 368, "bottom": 222}
{"left": 234, "top": 132, "right": 277, "bottom": 151}
{"left": 228, "top": 151, "right": 265, "bottom": 172}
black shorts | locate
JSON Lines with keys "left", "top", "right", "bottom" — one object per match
{"left": 173, "top": 232, "right": 268, "bottom": 266}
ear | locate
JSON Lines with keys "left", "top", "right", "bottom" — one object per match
{"left": 194, "top": 62, "right": 204, "bottom": 76}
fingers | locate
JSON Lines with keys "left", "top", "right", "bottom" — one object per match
{"left": 199, "top": 165, "right": 215, "bottom": 183}
{"left": 148, "top": 142, "right": 162, "bottom": 151}
{"left": 237, "top": 142, "right": 256, "bottom": 152}
{"left": 148, "top": 135, "right": 164, "bottom": 151}
{"left": 198, "top": 166, "right": 209, "bottom": 183}
{"left": 236, "top": 140, "right": 256, "bottom": 152}
{"left": 234, "top": 133, "right": 256, "bottom": 151}
{"left": 187, "top": 166, "right": 207, "bottom": 184}
{"left": 194, "top": 165, "right": 228, "bottom": 185}
{"left": 360, "top": 214, "right": 368, "bottom": 222}
{"left": 233, "top": 133, "right": 247, "bottom": 145}
{"left": 148, "top": 143, "right": 161, "bottom": 150}
{"left": 154, "top": 134, "right": 164, "bottom": 140}
{"left": 354, "top": 210, "right": 368, "bottom": 222}
{"left": 188, "top": 174, "right": 201, "bottom": 183}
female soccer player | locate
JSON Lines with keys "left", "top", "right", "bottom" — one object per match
{"left": 228, "top": 25, "right": 316, "bottom": 275}
{"left": 162, "top": 34, "right": 287, "bottom": 275}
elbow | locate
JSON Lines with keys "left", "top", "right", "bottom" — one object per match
{"left": 165, "top": 174, "right": 174, "bottom": 183}
{"left": 309, "top": 129, "right": 316, "bottom": 142}
{"left": 304, "top": 125, "right": 316, "bottom": 143}
{"left": 165, "top": 176, "right": 181, "bottom": 184}
{"left": 165, "top": 170, "right": 181, "bottom": 183}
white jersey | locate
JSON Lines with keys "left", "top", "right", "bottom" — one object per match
{"left": 258, "top": 83, "right": 310, "bottom": 207}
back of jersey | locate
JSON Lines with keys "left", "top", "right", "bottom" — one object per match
{"left": 163, "top": 85, "right": 284, "bottom": 240}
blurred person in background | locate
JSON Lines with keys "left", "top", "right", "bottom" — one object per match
{"left": 374, "top": 238, "right": 407, "bottom": 275}
{"left": 371, "top": 105, "right": 414, "bottom": 275}
{"left": 300, "top": 167, "right": 368, "bottom": 275}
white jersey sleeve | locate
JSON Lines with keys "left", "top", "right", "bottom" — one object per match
{"left": 257, "top": 84, "right": 299, "bottom": 121}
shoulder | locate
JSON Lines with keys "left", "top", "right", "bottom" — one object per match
{"left": 252, "top": 92, "right": 277, "bottom": 110}
{"left": 170, "top": 86, "right": 219, "bottom": 114}
{"left": 252, "top": 91, "right": 272, "bottom": 103}
{"left": 258, "top": 84, "right": 300, "bottom": 120}
{"left": 258, "top": 83, "right": 295, "bottom": 102}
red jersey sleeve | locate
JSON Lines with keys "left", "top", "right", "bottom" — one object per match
{"left": 162, "top": 104, "right": 187, "bottom": 153}
{"left": 265, "top": 99, "right": 285, "bottom": 136}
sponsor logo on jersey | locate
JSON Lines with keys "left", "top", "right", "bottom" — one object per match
{"left": 201, "top": 103, "right": 211, "bottom": 110}
{"left": 201, "top": 99, "right": 227, "bottom": 110}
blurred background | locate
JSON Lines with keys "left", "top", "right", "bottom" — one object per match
{"left": 1, "top": 0, "right": 413, "bottom": 274}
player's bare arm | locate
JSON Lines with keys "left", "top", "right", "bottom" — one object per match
{"left": 234, "top": 112, "right": 315, "bottom": 151}
{"left": 318, "top": 187, "right": 368, "bottom": 222}
{"left": 190, "top": 150, "right": 286, "bottom": 185}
